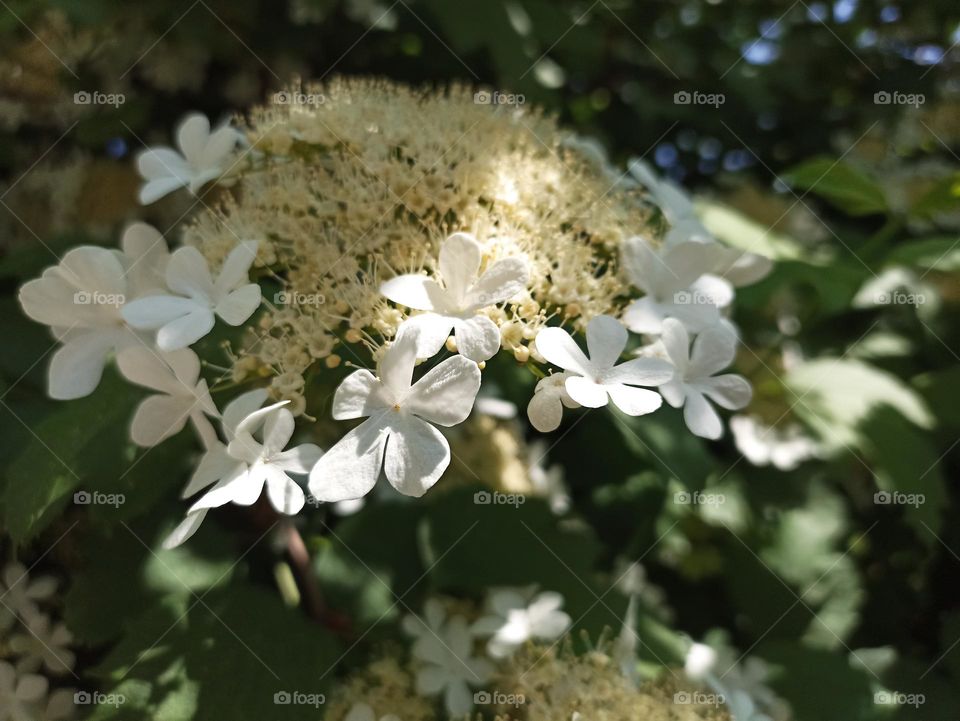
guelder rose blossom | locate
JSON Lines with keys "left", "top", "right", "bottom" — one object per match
{"left": 164, "top": 389, "right": 321, "bottom": 548}
{"left": 472, "top": 588, "right": 571, "bottom": 659}
{"left": 136, "top": 112, "right": 243, "bottom": 204}
{"left": 526, "top": 371, "right": 580, "bottom": 432}
{"left": 534, "top": 315, "right": 673, "bottom": 416}
{"left": 309, "top": 329, "right": 481, "bottom": 501}
{"left": 620, "top": 235, "right": 725, "bottom": 336}
{"left": 17, "top": 223, "right": 170, "bottom": 400}
{"left": 122, "top": 240, "right": 261, "bottom": 351}
{"left": 658, "top": 319, "right": 752, "bottom": 440}
{"left": 380, "top": 232, "right": 529, "bottom": 362}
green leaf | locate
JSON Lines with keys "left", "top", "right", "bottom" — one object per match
{"left": 2, "top": 372, "right": 136, "bottom": 542}
{"left": 784, "top": 157, "right": 888, "bottom": 216}
{"left": 885, "top": 237, "right": 960, "bottom": 272}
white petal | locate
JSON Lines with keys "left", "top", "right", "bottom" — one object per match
{"left": 527, "top": 392, "right": 562, "bottom": 432}
{"left": 272, "top": 443, "right": 323, "bottom": 474}
{"left": 659, "top": 318, "right": 690, "bottom": 368}
{"left": 166, "top": 246, "right": 215, "bottom": 300}
{"left": 697, "top": 374, "right": 752, "bottom": 410}
{"left": 463, "top": 257, "right": 529, "bottom": 310}
{"left": 658, "top": 379, "right": 686, "bottom": 408}
{"left": 383, "top": 416, "right": 449, "bottom": 497}
{"left": 214, "top": 241, "right": 259, "bottom": 296}
{"left": 564, "top": 376, "right": 609, "bottom": 408}
{"left": 380, "top": 329, "right": 418, "bottom": 399}
{"left": 683, "top": 389, "right": 723, "bottom": 439}
{"left": 215, "top": 284, "right": 260, "bottom": 325}
{"left": 48, "top": 331, "right": 115, "bottom": 400}
{"left": 157, "top": 309, "right": 216, "bottom": 350}
{"left": 661, "top": 241, "right": 724, "bottom": 290}
{"left": 401, "top": 313, "right": 454, "bottom": 360}
{"left": 603, "top": 357, "right": 674, "bottom": 387}
{"left": 162, "top": 510, "right": 208, "bottom": 549}
{"left": 137, "top": 148, "right": 190, "bottom": 181}
{"left": 139, "top": 177, "right": 189, "bottom": 205}
{"left": 221, "top": 389, "right": 269, "bottom": 436}
{"left": 689, "top": 323, "right": 737, "bottom": 378}
{"left": 182, "top": 446, "right": 239, "bottom": 498}
{"left": 535, "top": 327, "right": 593, "bottom": 376}
{"left": 622, "top": 296, "right": 666, "bottom": 336}
{"left": 666, "top": 298, "right": 721, "bottom": 334}
{"left": 261, "top": 406, "right": 296, "bottom": 456}
{"left": 380, "top": 274, "right": 445, "bottom": 311}
{"left": 585, "top": 315, "right": 627, "bottom": 370}
{"left": 620, "top": 236, "right": 658, "bottom": 294}
{"left": 452, "top": 314, "right": 501, "bottom": 362}
{"left": 16, "top": 673, "right": 48, "bottom": 702}
{"left": 191, "top": 465, "right": 261, "bottom": 511}
{"left": 176, "top": 113, "right": 211, "bottom": 163}
{"left": 60, "top": 246, "right": 126, "bottom": 296}
{"left": 444, "top": 680, "right": 474, "bottom": 717}
{"left": 690, "top": 274, "right": 735, "bottom": 309}
{"left": 308, "top": 418, "right": 387, "bottom": 502}
{"left": 122, "top": 295, "right": 203, "bottom": 330}
{"left": 264, "top": 466, "right": 305, "bottom": 515}
{"left": 332, "top": 369, "right": 383, "bottom": 420}
{"left": 605, "top": 384, "right": 663, "bottom": 416}
{"left": 405, "top": 355, "right": 481, "bottom": 426}
{"left": 122, "top": 222, "right": 169, "bottom": 296}
{"left": 415, "top": 665, "right": 449, "bottom": 695}
{"left": 200, "top": 125, "right": 240, "bottom": 168}
{"left": 116, "top": 346, "right": 187, "bottom": 394}
{"left": 438, "top": 232, "right": 482, "bottom": 305}
{"left": 130, "top": 395, "right": 192, "bottom": 446}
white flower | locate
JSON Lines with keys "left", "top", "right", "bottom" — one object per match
{"left": 620, "top": 236, "right": 726, "bottom": 336}
{"left": 163, "top": 389, "right": 321, "bottom": 548}
{"left": 658, "top": 319, "right": 752, "bottom": 440}
{"left": 0, "top": 563, "right": 57, "bottom": 631}
{"left": 402, "top": 600, "right": 493, "bottom": 716}
{"left": 308, "top": 327, "right": 481, "bottom": 502}
{"left": 729, "top": 415, "right": 819, "bottom": 471}
{"left": 9, "top": 614, "right": 75, "bottom": 674}
{"left": 472, "top": 588, "right": 571, "bottom": 659}
{"left": 534, "top": 315, "right": 673, "bottom": 416}
{"left": 0, "top": 661, "right": 47, "bottom": 721}
{"left": 526, "top": 372, "right": 580, "bottom": 432}
{"left": 380, "top": 232, "right": 529, "bottom": 362}
{"left": 116, "top": 347, "right": 218, "bottom": 447}
{"left": 17, "top": 225, "right": 170, "bottom": 399}
{"left": 122, "top": 240, "right": 261, "bottom": 351}
{"left": 344, "top": 703, "right": 401, "bottom": 721}
{"left": 136, "top": 112, "right": 242, "bottom": 204}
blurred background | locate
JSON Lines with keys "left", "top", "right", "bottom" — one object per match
{"left": 2, "top": 1, "right": 959, "bottom": 719}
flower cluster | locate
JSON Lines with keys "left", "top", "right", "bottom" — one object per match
{"left": 0, "top": 563, "right": 76, "bottom": 721}
{"left": 16, "top": 78, "right": 771, "bottom": 542}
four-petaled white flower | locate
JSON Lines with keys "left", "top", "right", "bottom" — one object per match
{"left": 136, "top": 112, "right": 243, "bottom": 204}
{"left": 116, "top": 347, "right": 218, "bottom": 447}
{"left": 380, "top": 232, "right": 528, "bottom": 362}
{"left": 526, "top": 371, "right": 580, "bottom": 432}
{"left": 620, "top": 236, "right": 726, "bottom": 336}
{"left": 402, "top": 600, "right": 494, "bottom": 716}
{"left": 308, "top": 328, "right": 481, "bottom": 502}
{"left": 534, "top": 315, "right": 673, "bottom": 416}
{"left": 472, "top": 588, "right": 571, "bottom": 659}
{"left": 122, "top": 240, "right": 261, "bottom": 351}
{"left": 0, "top": 661, "right": 48, "bottom": 721}
{"left": 164, "top": 389, "right": 321, "bottom": 548}
{"left": 0, "top": 563, "right": 57, "bottom": 631}
{"left": 17, "top": 223, "right": 170, "bottom": 399}
{"left": 9, "top": 615, "right": 75, "bottom": 674}
{"left": 658, "top": 319, "right": 752, "bottom": 440}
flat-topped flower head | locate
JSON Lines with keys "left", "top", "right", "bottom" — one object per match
{"left": 137, "top": 112, "right": 242, "bottom": 204}
{"left": 309, "top": 327, "right": 481, "bottom": 502}
{"left": 17, "top": 224, "right": 171, "bottom": 400}
{"left": 116, "top": 347, "right": 218, "bottom": 447}
{"left": 122, "top": 240, "right": 261, "bottom": 350}
{"left": 380, "top": 232, "right": 529, "bottom": 361}
{"left": 534, "top": 315, "right": 673, "bottom": 417}
{"left": 658, "top": 319, "right": 752, "bottom": 440}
